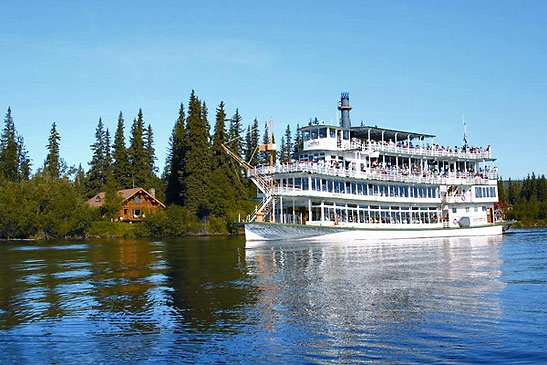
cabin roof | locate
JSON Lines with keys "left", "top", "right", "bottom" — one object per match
{"left": 350, "top": 125, "right": 435, "bottom": 140}
{"left": 300, "top": 123, "right": 435, "bottom": 140}
{"left": 87, "top": 187, "right": 165, "bottom": 208}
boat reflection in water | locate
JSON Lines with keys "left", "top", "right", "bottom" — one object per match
{"left": 244, "top": 235, "right": 506, "bottom": 362}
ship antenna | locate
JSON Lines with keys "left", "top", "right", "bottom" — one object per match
{"left": 462, "top": 114, "right": 468, "bottom": 147}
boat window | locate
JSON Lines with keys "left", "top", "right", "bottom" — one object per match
{"left": 452, "top": 208, "right": 457, "bottom": 213}
{"left": 330, "top": 128, "right": 336, "bottom": 138}
{"left": 311, "top": 129, "right": 318, "bottom": 139}
{"left": 343, "top": 130, "right": 349, "bottom": 140}
{"left": 319, "top": 128, "right": 327, "bottom": 138}
{"left": 303, "top": 131, "right": 310, "bottom": 141}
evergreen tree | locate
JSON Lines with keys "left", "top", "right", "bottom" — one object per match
{"left": 104, "top": 128, "right": 112, "bottom": 177}
{"left": 292, "top": 123, "right": 302, "bottom": 160}
{"left": 74, "top": 163, "right": 86, "bottom": 197}
{"left": 282, "top": 124, "right": 292, "bottom": 163}
{"left": 211, "top": 101, "right": 229, "bottom": 170}
{"left": 279, "top": 135, "right": 286, "bottom": 163}
{"left": 111, "top": 112, "right": 132, "bottom": 188}
{"left": 16, "top": 135, "right": 31, "bottom": 181}
{"left": 43, "top": 122, "right": 62, "bottom": 178}
{"left": 145, "top": 124, "right": 156, "bottom": 179}
{"left": 128, "top": 109, "right": 147, "bottom": 187}
{"left": 244, "top": 126, "right": 252, "bottom": 163}
{"left": 86, "top": 118, "right": 108, "bottom": 195}
{"left": 165, "top": 103, "right": 186, "bottom": 205}
{"left": 244, "top": 118, "right": 260, "bottom": 166}
{"left": 0, "top": 107, "right": 20, "bottom": 181}
{"left": 209, "top": 101, "right": 236, "bottom": 219}
{"left": 497, "top": 178, "right": 506, "bottom": 205}
{"left": 181, "top": 91, "right": 211, "bottom": 217}
{"left": 228, "top": 109, "right": 243, "bottom": 156}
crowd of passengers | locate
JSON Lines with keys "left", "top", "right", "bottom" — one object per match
{"left": 355, "top": 139, "right": 491, "bottom": 155}
{"left": 276, "top": 158, "right": 497, "bottom": 180}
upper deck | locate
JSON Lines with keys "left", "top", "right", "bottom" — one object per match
{"left": 301, "top": 124, "right": 493, "bottom": 161}
{"left": 255, "top": 161, "right": 498, "bottom": 186}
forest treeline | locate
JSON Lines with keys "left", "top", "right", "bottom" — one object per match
{"left": 499, "top": 173, "right": 547, "bottom": 227}
{"left": 0, "top": 91, "right": 301, "bottom": 239}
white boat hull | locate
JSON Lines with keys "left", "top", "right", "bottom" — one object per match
{"left": 245, "top": 222, "right": 506, "bottom": 248}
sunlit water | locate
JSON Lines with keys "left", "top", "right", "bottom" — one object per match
{"left": 0, "top": 231, "right": 546, "bottom": 363}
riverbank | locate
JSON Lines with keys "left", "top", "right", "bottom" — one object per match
{"left": 512, "top": 219, "right": 547, "bottom": 229}
{"left": 85, "top": 220, "right": 241, "bottom": 239}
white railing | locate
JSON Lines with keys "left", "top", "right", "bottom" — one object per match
{"left": 342, "top": 140, "right": 492, "bottom": 160}
{"left": 254, "top": 163, "right": 497, "bottom": 186}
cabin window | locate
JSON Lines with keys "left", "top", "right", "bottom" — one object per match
{"left": 343, "top": 131, "right": 349, "bottom": 140}
{"left": 123, "top": 209, "right": 128, "bottom": 215}
{"left": 319, "top": 128, "right": 327, "bottom": 138}
{"left": 95, "top": 197, "right": 101, "bottom": 202}
{"left": 132, "top": 209, "right": 141, "bottom": 217}
{"left": 311, "top": 129, "right": 318, "bottom": 139}
{"left": 330, "top": 128, "right": 336, "bottom": 138}
{"left": 135, "top": 197, "right": 141, "bottom": 203}
{"left": 452, "top": 208, "right": 457, "bottom": 213}
{"left": 303, "top": 131, "right": 310, "bottom": 141}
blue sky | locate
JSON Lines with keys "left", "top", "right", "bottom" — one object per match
{"left": 0, "top": 1, "right": 545, "bottom": 178}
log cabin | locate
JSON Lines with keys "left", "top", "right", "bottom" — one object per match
{"left": 87, "top": 187, "right": 165, "bottom": 222}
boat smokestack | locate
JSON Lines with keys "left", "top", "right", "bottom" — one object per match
{"left": 338, "top": 92, "right": 352, "bottom": 128}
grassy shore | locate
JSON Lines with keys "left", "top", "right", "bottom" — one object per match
{"left": 511, "top": 219, "right": 547, "bottom": 229}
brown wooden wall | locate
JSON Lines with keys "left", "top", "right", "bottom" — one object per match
{"left": 118, "top": 191, "right": 162, "bottom": 222}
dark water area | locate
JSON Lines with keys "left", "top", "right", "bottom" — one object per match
{"left": 0, "top": 231, "right": 546, "bottom": 363}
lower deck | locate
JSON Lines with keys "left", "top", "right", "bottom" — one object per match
{"left": 265, "top": 195, "right": 495, "bottom": 230}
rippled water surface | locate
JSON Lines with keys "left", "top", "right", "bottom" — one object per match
{"left": 1, "top": 231, "right": 546, "bottom": 363}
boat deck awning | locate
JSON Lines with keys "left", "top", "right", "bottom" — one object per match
{"left": 350, "top": 125, "right": 435, "bottom": 141}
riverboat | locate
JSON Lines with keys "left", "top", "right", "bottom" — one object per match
{"left": 223, "top": 93, "right": 513, "bottom": 246}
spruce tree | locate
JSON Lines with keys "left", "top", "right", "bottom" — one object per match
{"left": 128, "top": 109, "right": 147, "bottom": 188}
{"left": 292, "top": 123, "right": 302, "bottom": 160}
{"left": 181, "top": 91, "right": 211, "bottom": 216}
{"left": 211, "top": 101, "right": 229, "bottom": 170}
{"left": 283, "top": 124, "right": 292, "bottom": 163}
{"left": 86, "top": 118, "right": 108, "bottom": 195}
{"left": 228, "top": 109, "right": 243, "bottom": 156}
{"left": 44, "top": 122, "right": 61, "bottom": 178}
{"left": 111, "top": 112, "right": 132, "bottom": 188}
{"left": 244, "top": 126, "right": 252, "bottom": 163}
{"left": 145, "top": 124, "right": 156, "bottom": 179}
{"left": 74, "top": 163, "right": 86, "bottom": 197}
{"left": 16, "top": 135, "right": 31, "bottom": 181}
{"left": 250, "top": 118, "right": 259, "bottom": 166}
{"left": 279, "top": 135, "right": 286, "bottom": 163}
{"left": 209, "top": 101, "right": 235, "bottom": 218}
{"left": 165, "top": 103, "right": 186, "bottom": 205}
{"left": 0, "top": 107, "right": 19, "bottom": 181}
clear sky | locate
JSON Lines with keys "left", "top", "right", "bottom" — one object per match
{"left": 1, "top": 1, "right": 545, "bottom": 179}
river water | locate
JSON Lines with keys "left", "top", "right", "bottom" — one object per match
{"left": 0, "top": 230, "right": 546, "bottom": 363}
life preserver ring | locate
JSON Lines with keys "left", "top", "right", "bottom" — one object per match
{"left": 461, "top": 195, "right": 465, "bottom": 201}
{"left": 453, "top": 218, "right": 458, "bottom": 225}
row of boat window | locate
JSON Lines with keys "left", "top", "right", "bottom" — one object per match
{"left": 308, "top": 203, "right": 440, "bottom": 224}
{"left": 274, "top": 177, "right": 439, "bottom": 198}
{"left": 303, "top": 128, "right": 349, "bottom": 141}
{"left": 475, "top": 186, "right": 497, "bottom": 198}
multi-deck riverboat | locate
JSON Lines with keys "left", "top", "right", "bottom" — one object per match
{"left": 224, "top": 93, "right": 513, "bottom": 246}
